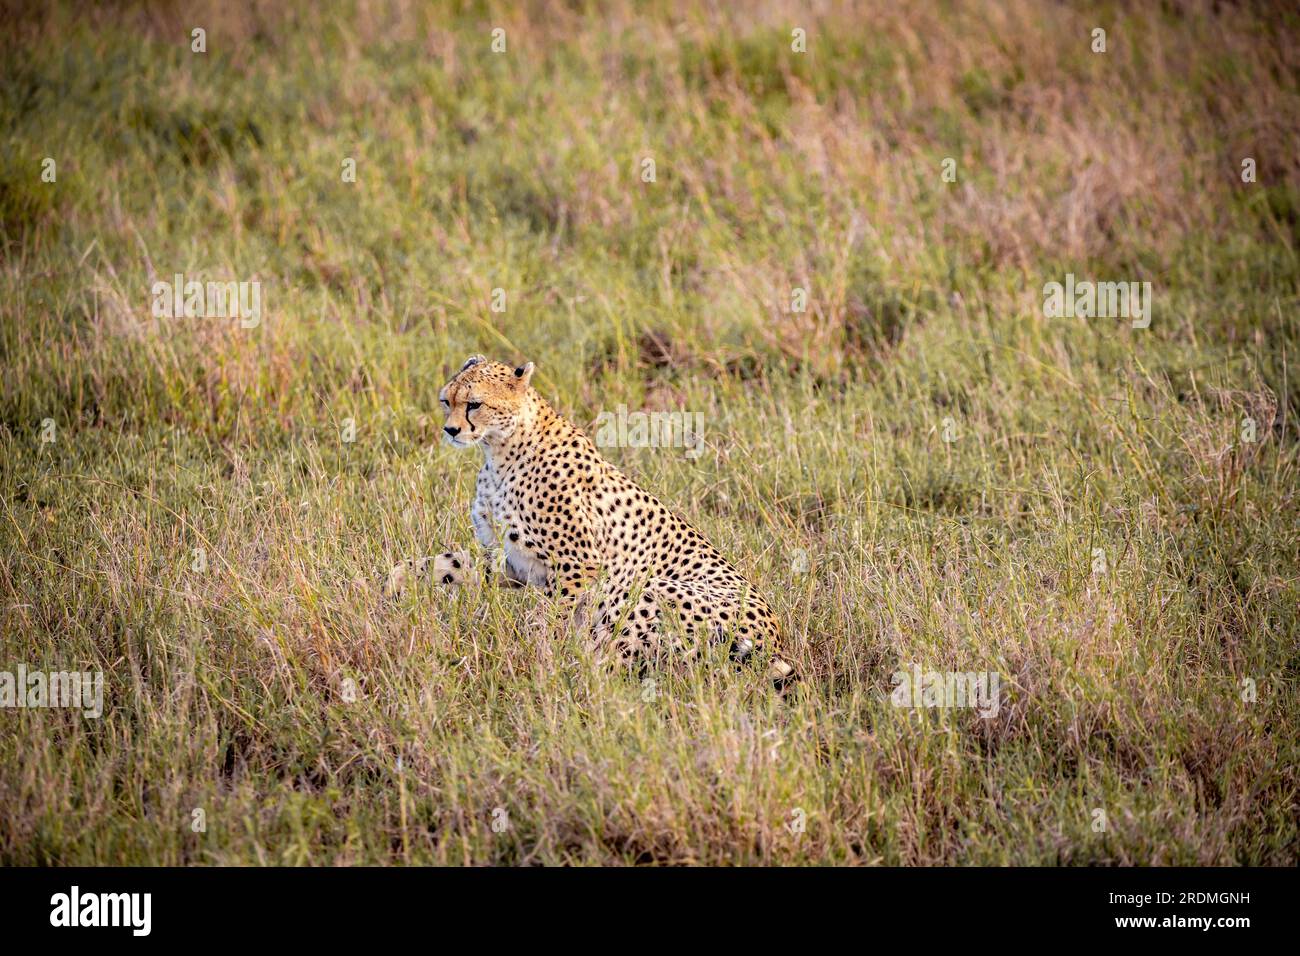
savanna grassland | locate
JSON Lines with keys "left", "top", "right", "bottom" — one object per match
{"left": 1, "top": 0, "right": 1297, "bottom": 865}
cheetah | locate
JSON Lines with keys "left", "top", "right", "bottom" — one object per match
{"left": 387, "top": 355, "right": 795, "bottom": 689}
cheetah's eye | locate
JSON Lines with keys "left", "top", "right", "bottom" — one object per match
{"left": 466, "top": 401, "right": 483, "bottom": 411}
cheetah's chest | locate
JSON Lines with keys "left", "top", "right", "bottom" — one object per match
{"left": 481, "top": 469, "right": 551, "bottom": 586}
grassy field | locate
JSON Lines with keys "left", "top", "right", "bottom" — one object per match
{"left": 1, "top": 0, "right": 1297, "bottom": 865}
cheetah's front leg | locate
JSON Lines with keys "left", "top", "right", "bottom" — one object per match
{"left": 468, "top": 470, "right": 538, "bottom": 587}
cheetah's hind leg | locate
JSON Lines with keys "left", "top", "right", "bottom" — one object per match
{"left": 650, "top": 578, "right": 800, "bottom": 694}
{"left": 588, "top": 578, "right": 729, "bottom": 673}
{"left": 581, "top": 577, "right": 798, "bottom": 694}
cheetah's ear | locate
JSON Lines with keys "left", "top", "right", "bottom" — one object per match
{"left": 459, "top": 354, "right": 487, "bottom": 373}
{"left": 512, "top": 361, "right": 535, "bottom": 389}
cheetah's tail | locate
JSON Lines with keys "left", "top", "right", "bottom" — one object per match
{"left": 769, "top": 656, "right": 797, "bottom": 696}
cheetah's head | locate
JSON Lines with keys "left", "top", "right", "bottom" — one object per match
{"left": 438, "top": 355, "right": 537, "bottom": 448}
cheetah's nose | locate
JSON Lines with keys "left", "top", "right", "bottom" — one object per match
{"left": 444, "top": 426, "right": 461, "bottom": 437}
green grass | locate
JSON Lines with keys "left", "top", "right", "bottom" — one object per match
{"left": 0, "top": 0, "right": 1297, "bottom": 865}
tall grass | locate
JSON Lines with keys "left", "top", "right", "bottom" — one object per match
{"left": 0, "top": 0, "right": 1296, "bottom": 864}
